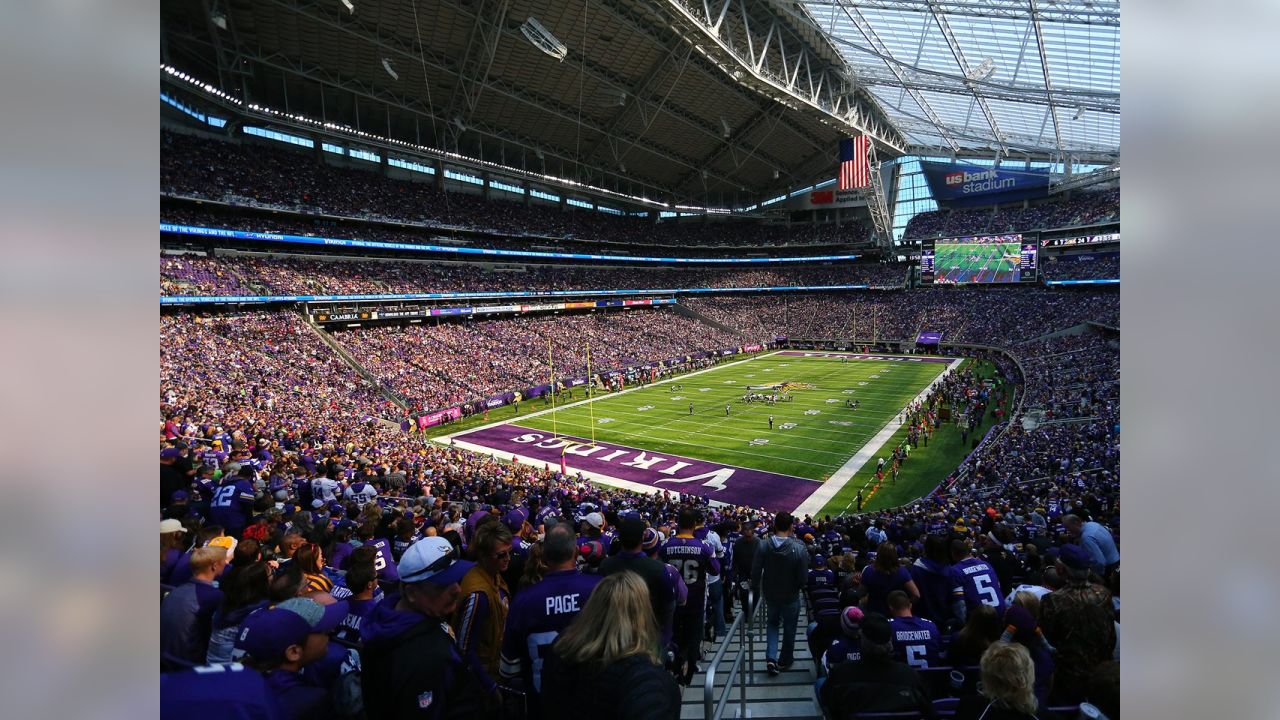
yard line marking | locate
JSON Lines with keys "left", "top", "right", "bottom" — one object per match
{"left": 435, "top": 350, "right": 783, "bottom": 441}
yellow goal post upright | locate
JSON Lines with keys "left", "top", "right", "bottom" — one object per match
{"left": 547, "top": 336, "right": 557, "bottom": 439}
{"left": 586, "top": 343, "right": 597, "bottom": 448}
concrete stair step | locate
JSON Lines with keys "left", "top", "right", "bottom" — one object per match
{"left": 680, "top": 700, "right": 821, "bottom": 720}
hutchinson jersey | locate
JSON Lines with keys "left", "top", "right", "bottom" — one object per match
{"left": 659, "top": 536, "right": 718, "bottom": 612}
{"left": 949, "top": 557, "right": 1005, "bottom": 615}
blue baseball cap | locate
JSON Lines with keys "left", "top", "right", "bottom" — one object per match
{"left": 235, "top": 598, "right": 347, "bottom": 664}
{"left": 397, "top": 537, "right": 473, "bottom": 586}
{"left": 1056, "top": 544, "right": 1091, "bottom": 571}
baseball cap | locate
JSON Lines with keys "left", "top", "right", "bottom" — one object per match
{"left": 160, "top": 519, "right": 184, "bottom": 534}
{"left": 584, "top": 512, "right": 605, "bottom": 530}
{"left": 170, "top": 490, "right": 189, "bottom": 502}
{"left": 860, "top": 612, "right": 893, "bottom": 646}
{"left": 840, "top": 606, "right": 864, "bottom": 638}
{"left": 398, "top": 537, "right": 474, "bottom": 586}
{"left": 160, "top": 448, "right": 181, "bottom": 460}
{"left": 235, "top": 598, "right": 348, "bottom": 664}
{"left": 207, "top": 535, "right": 237, "bottom": 559}
{"left": 813, "top": 554, "right": 826, "bottom": 567}
{"left": 1056, "top": 544, "right": 1091, "bottom": 571}
{"left": 503, "top": 507, "right": 529, "bottom": 532}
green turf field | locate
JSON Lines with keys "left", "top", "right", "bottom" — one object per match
{"left": 516, "top": 352, "right": 947, "bottom": 484}
{"left": 934, "top": 239, "right": 1021, "bottom": 283}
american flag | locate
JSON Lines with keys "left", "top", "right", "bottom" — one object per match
{"left": 838, "top": 135, "right": 871, "bottom": 190}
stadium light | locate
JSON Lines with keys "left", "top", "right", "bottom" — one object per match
{"left": 382, "top": 58, "right": 399, "bottom": 81}
{"left": 1073, "top": 106, "right": 1085, "bottom": 120}
{"left": 339, "top": 0, "right": 354, "bottom": 13}
{"left": 521, "top": 18, "right": 567, "bottom": 61}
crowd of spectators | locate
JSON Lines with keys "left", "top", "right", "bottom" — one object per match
{"left": 162, "top": 131, "right": 870, "bottom": 250}
{"left": 684, "top": 288, "right": 1120, "bottom": 344}
{"left": 160, "top": 253, "right": 257, "bottom": 296}
{"left": 330, "top": 308, "right": 742, "bottom": 411}
{"left": 903, "top": 189, "right": 1120, "bottom": 240}
{"left": 159, "top": 251, "right": 910, "bottom": 297}
{"left": 1042, "top": 255, "right": 1120, "bottom": 281}
{"left": 160, "top": 287, "right": 1119, "bottom": 720}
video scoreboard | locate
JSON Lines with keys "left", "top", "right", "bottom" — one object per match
{"left": 920, "top": 233, "right": 1038, "bottom": 285}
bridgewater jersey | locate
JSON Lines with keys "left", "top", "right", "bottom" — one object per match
{"left": 949, "top": 557, "right": 1006, "bottom": 615}
{"left": 499, "top": 569, "right": 601, "bottom": 694}
{"left": 889, "top": 615, "right": 942, "bottom": 668}
{"left": 659, "top": 536, "right": 718, "bottom": 611}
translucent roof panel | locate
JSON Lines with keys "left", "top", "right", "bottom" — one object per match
{"left": 800, "top": 0, "right": 1120, "bottom": 158}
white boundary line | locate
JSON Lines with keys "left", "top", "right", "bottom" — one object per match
{"left": 433, "top": 350, "right": 784, "bottom": 442}
{"left": 792, "top": 357, "right": 964, "bottom": 517}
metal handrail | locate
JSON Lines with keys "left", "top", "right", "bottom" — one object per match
{"left": 703, "top": 589, "right": 764, "bottom": 720}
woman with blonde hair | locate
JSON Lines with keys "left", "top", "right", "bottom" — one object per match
{"left": 955, "top": 641, "right": 1044, "bottom": 720}
{"left": 542, "top": 570, "right": 681, "bottom": 720}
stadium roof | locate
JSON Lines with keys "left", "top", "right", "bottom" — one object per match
{"left": 162, "top": 0, "right": 1118, "bottom": 208}
{"left": 796, "top": 0, "right": 1119, "bottom": 161}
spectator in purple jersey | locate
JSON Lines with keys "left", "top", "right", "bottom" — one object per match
{"left": 659, "top": 508, "right": 719, "bottom": 685}
{"left": 334, "top": 562, "right": 380, "bottom": 645}
{"left": 210, "top": 465, "right": 258, "bottom": 538}
{"left": 235, "top": 597, "right": 348, "bottom": 720}
{"left": 822, "top": 606, "right": 864, "bottom": 672}
{"left": 161, "top": 662, "right": 285, "bottom": 720}
{"left": 541, "top": 571, "right": 681, "bottom": 720}
{"left": 819, "top": 613, "right": 934, "bottom": 719}
{"left": 357, "top": 521, "right": 399, "bottom": 586}
{"left": 751, "top": 511, "right": 808, "bottom": 677}
{"left": 161, "top": 546, "right": 228, "bottom": 669}
{"left": 909, "top": 534, "right": 956, "bottom": 628}
{"left": 886, "top": 591, "right": 942, "bottom": 669}
{"left": 858, "top": 542, "right": 920, "bottom": 617}
{"left": 499, "top": 523, "right": 600, "bottom": 717}
{"left": 807, "top": 555, "right": 836, "bottom": 591}
{"left": 949, "top": 539, "right": 1006, "bottom": 622}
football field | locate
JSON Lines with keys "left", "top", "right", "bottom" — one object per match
{"left": 438, "top": 351, "right": 962, "bottom": 515}
{"left": 935, "top": 240, "right": 1021, "bottom": 283}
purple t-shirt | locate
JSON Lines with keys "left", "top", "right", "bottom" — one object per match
{"left": 499, "top": 569, "right": 601, "bottom": 694}
{"left": 860, "top": 564, "right": 913, "bottom": 616}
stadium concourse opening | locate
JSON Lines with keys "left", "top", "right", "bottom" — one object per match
{"left": 161, "top": 0, "right": 1120, "bottom": 716}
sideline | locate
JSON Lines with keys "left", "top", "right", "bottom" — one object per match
{"left": 792, "top": 357, "right": 964, "bottom": 517}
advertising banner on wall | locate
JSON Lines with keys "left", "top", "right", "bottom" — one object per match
{"left": 417, "top": 407, "right": 463, "bottom": 429}
{"left": 919, "top": 162, "right": 1050, "bottom": 208}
